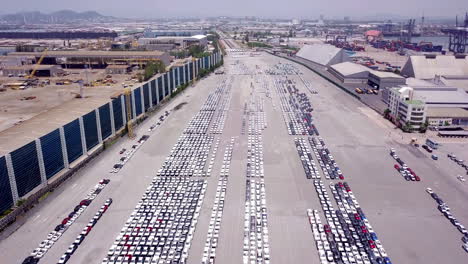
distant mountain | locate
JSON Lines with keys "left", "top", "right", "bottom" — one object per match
{"left": 0, "top": 10, "right": 116, "bottom": 24}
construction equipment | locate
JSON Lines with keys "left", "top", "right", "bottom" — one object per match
{"left": 124, "top": 88, "right": 135, "bottom": 139}
{"left": 27, "top": 48, "right": 48, "bottom": 79}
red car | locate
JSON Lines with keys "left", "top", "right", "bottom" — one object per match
{"left": 394, "top": 164, "right": 400, "bottom": 170}
{"left": 324, "top": 224, "right": 331, "bottom": 233}
{"left": 361, "top": 226, "right": 368, "bottom": 233}
{"left": 354, "top": 213, "right": 361, "bottom": 220}
{"left": 339, "top": 174, "right": 345, "bottom": 180}
{"left": 368, "top": 240, "right": 376, "bottom": 248}
{"left": 415, "top": 175, "right": 421, "bottom": 181}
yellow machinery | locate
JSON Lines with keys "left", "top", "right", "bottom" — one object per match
{"left": 27, "top": 48, "right": 48, "bottom": 79}
{"left": 124, "top": 88, "right": 135, "bottom": 139}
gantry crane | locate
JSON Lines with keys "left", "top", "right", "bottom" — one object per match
{"left": 124, "top": 88, "right": 135, "bottom": 139}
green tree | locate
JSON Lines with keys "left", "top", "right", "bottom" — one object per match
{"left": 144, "top": 61, "right": 166, "bottom": 81}
{"left": 419, "top": 119, "right": 429, "bottom": 133}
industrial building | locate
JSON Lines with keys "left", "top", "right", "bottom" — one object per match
{"left": 143, "top": 29, "right": 206, "bottom": 38}
{"left": 328, "top": 62, "right": 369, "bottom": 83}
{"left": 0, "top": 31, "right": 117, "bottom": 39}
{"left": 138, "top": 35, "right": 207, "bottom": 51}
{"left": 2, "top": 65, "right": 64, "bottom": 77}
{"left": 105, "top": 65, "right": 131, "bottom": 74}
{"left": 387, "top": 84, "right": 468, "bottom": 130}
{"left": 328, "top": 62, "right": 405, "bottom": 90}
{"left": 296, "top": 44, "right": 350, "bottom": 67}
{"left": 426, "top": 107, "right": 468, "bottom": 127}
{"left": 7, "top": 50, "right": 171, "bottom": 68}
{"left": 401, "top": 55, "right": 468, "bottom": 79}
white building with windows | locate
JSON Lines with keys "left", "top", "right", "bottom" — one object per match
{"left": 388, "top": 86, "right": 427, "bottom": 130}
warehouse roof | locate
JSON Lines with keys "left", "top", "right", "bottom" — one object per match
{"left": 329, "top": 62, "right": 369, "bottom": 78}
{"left": 296, "top": 44, "right": 350, "bottom": 66}
{"left": 330, "top": 62, "right": 368, "bottom": 75}
{"left": 369, "top": 70, "right": 405, "bottom": 79}
{"left": 8, "top": 50, "right": 167, "bottom": 57}
{"left": 413, "top": 86, "right": 468, "bottom": 106}
{"left": 4, "top": 64, "right": 59, "bottom": 70}
{"left": 401, "top": 55, "right": 468, "bottom": 79}
{"left": 427, "top": 107, "right": 468, "bottom": 118}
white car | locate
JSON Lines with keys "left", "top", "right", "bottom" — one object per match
{"left": 426, "top": 188, "right": 433, "bottom": 194}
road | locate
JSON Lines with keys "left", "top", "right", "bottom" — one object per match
{"left": 1, "top": 49, "right": 467, "bottom": 264}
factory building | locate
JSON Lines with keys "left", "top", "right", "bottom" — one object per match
{"left": 387, "top": 84, "right": 468, "bottom": 130}
{"left": 105, "top": 65, "right": 131, "bottom": 75}
{"left": 8, "top": 50, "right": 171, "bottom": 68}
{"left": 138, "top": 35, "right": 207, "bottom": 51}
{"left": 296, "top": 44, "right": 350, "bottom": 67}
{"left": 401, "top": 54, "right": 468, "bottom": 80}
{"left": 143, "top": 29, "right": 206, "bottom": 38}
{"left": 328, "top": 62, "right": 369, "bottom": 84}
{"left": 2, "top": 65, "right": 63, "bottom": 77}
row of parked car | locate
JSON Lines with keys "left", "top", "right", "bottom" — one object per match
{"left": 390, "top": 148, "right": 421, "bottom": 182}
{"left": 274, "top": 77, "right": 318, "bottom": 136}
{"left": 295, "top": 137, "right": 320, "bottom": 179}
{"left": 103, "top": 75, "right": 232, "bottom": 264}
{"left": 148, "top": 111, "right": 171, "bottom": 132}
{"left": 58, "top": 198, "right": 113, "bottom": 264}
{"left": 309, "top": 138, "right": 345, "bottom": 181}
{"left": 244, "top": 109, "right": 271, "bottom": 264}
{"left": 22, "top": 179, "right": 110, "bottom": 264}
{"left": 111, "top": 135, "right": 149, "bottom": 173}
{"left": 243, "top": 178, "right": 271, "bottom": 264}
{"left": 202, "top": 138, "right": 234, "bottom": 264}
{"left": 302, "top": 132, "right": 391, "bottom": 264}
{"left": 426, "top": 188, "right": 468, "bottom": 253}
{"left": 209, "top": 80, "right": 232, "bottom": 134}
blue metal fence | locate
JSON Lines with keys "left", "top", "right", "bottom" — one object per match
{"left": 143, "top": 84, "right": 150, "bottom": 111}
{"left": 11, "top": 141, "right": 41, "bottom": 197}
{"left": 99, "top": 104, "right": 112, "bottom": 140}
{"left": 135, "top": 87, "right": 142, "bottom": 116}
{"left": 64, "top": 119, "right": 83, "bottom": 163}
{"left": 40, "top": 129, "right": 64, "bottom": 179}
{"left": 0, "top": 156, "right": 13, "bottom": 212}
{"left": 150, "top": 80, "right": 157, "bottom": 105}
{"left": 112, "top": 98, "right": 123, "bottom": 131}
{"left": 83, "top": 111, "right": 98, "bottom": 151}
{"left": 157, "top": 77, "right": 164, "bottom": 101}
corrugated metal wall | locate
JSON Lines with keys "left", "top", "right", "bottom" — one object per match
{"left": 150, "top": 80, "right": 157, "bottom": 105}
{"left": 112, "top": 98, "right": 123, "bottom": 131}
{"left": 83, "top": 111, "right": 98, "bottom": 151}
{"left": 64, "top": 119, "right": 83, "bottom": 163}
{"left": 0, "top": 156, "right": 13, "bottom": 212}
{"left": 99, "top": 104, "right": 112, "bottom": 139}
{"left": 134, "top": 87, "right": 142, "bottom": 116}
{"left": 143, "top": 84, "right": 150, "bottom": 111}
{"left": 40, "top": 129, "right": 64, "bottom": 179}
{"left": 157, "top": 77, "right": 164, "bottom": 102}
{"left": 11, "top": 141, "right": 41, "bottom": 197}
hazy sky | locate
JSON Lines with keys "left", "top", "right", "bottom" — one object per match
{"left": 1, "top": 0, "right": 467, "bottom": 19}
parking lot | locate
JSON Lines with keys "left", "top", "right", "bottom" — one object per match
{"left": 1, "top": 50, "right": 468, "bottom": 264}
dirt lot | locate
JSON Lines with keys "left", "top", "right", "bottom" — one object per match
{"left": 0, "top": 69, "right": 139, "bottom": 133}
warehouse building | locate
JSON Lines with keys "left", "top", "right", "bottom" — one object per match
{"left": 143, "top": 29, "right": 206, "bottom": 38}
{"left": 296, "top": 44, "right": 350, "bottom": 67}
{"left": 138, "top": 35, "right": 207, "bottom": 51}
{"left": 8, "top": 50, "right": 171, "bottom": 68}
{"left": 2, "top": 65, "right": 64, "bottom": 77}
{"left": 105, "top": 65, "right": 131, "bottom": 74}
{"left": 328, "top": 62, "right": 369, "bottom": 83}
{"left": 401, "top": 54, "right": 468, "bottom": 80}
{"left": 387, "top": 84, "right": 468, "bottom": 130}
{"left": 426, "top": 107, "right": 468, "bottom": 127}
